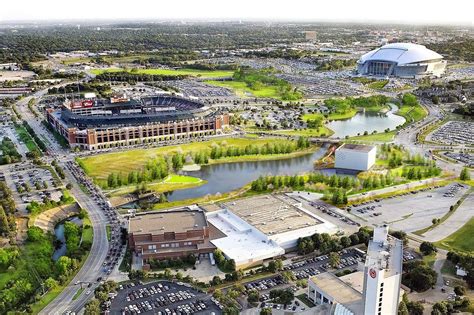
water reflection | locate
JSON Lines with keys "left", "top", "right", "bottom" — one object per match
{"left": 327, "top": 104, "right": 406, "bottom": 138}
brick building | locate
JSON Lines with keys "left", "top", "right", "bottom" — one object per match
{"left": 128, "top": 209, "right": 216, "bottom": 265}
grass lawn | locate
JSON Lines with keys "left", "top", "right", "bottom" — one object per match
{"left": 205, "top": 80, "right": 281, "bottom": 99}
{"left": 269, "top": 127, "right": 334, "bottom": 137}
{"left": 422, "top": 253, "right": 437, "bottom": 268}
{"left": 347, "top": 130, "right": 396, "bottom": 143}
{"left": 79, "top": 137, "right": 298, "bottom": 180}
{"left": 327, "top": 109, "right": 359, "bottom": 121}
{"left": 91, "top": 68, "right": 233, "bottom": 78}
{"left": 108, "top": 174, "right": 206, "bottom": 196}
{"left": 82, "top": 216, "right": 93, "bottom": 244}
{"left": 397, "top": 105, "right": 427, "bottom": 123}
{"left": 296, "top": 294, "right": 316, "bottom": 308}
{"left": 30, "top": 285, "right": 66, "bottom": 314}
{"left": 72, "top": 287, "right": 85, "bottom": 301}
{"left": 106, "top": 225, "right": 111, "bottom": 241}
{"left": 441, "top": 259, "right": 457, "bottom": 276}
{"left": 368, "top": 80, "right": 389, "bottom": 90}
{"left": 15, "top": 125, "right": 39, "bottom": 152}
{"left": 435, "top": 217, "right": 474, "bottom": 253}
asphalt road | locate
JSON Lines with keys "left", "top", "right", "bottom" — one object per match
{"left": 15, "top": 87, "right": 111, "bottom": 314}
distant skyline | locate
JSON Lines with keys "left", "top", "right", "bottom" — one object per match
{"left": 1, "top": 0, "right": 473, "bottom": 26}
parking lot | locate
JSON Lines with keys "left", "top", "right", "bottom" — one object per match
{"left": 429, "top": 121, "right": 474, "bottom": 146}
{"left": 2, "top": 163, "right": 62, "bottom": 213}
{"left": 109, "top": 280, "right": 221, "bottom": 315}
{"left": 348, "top": 183, "right": 469, "bottom": 232}
{"left": 285, "top": 248, "right": 365, "bottom": 278}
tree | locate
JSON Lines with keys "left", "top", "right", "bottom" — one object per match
{"left": 260, "top": 308, "right": 272, "bottom": 315}
{"left": 329, "top": 252, "right": 340, "bottom": 268}
{"left": 349, "top": 233, "right": 360, "bottom": 246}
{"left": 454, "top": 285, "right": 466, "bottom": 296}
{"left": 420, "top": 242, "right": 437, "bottom": 256}
{"left": 247, "top": 289, "right": 260, "bottom": 304}
{"left": 431, "top": 302, "right": 448, "bottom": 315}
{"left": 402, "top": 263, "right": 437, "bottom": 292}
{"left": 398, "top": 300, "right": 409, "bottom": 315}
{"left": 44, "top": 277, "right": 58, "bottom": 290}
{"left": 460, "top": 167, "right": 471, "bottom": 181}
{"left": 267, "top": 259, "right": 283, "bottom": 272}
{"left": 26, "top": 226, "right": 44, "bottom": 242}
{"left": 340, "top": 236, "right": 351, "bottom": 248}
{"left": 390, "top": 230, "right": 408, "bottom": 246}
{"left": 406, "top": 300, "right": 424, "bottom": 315}
{"left": 84, "top": 298, "right": 101, "bottom": 315}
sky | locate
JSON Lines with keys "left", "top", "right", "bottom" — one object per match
{"left": 1, "top": 0, "right": 473, "bottom": 25}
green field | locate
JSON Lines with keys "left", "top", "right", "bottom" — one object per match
{"left": 368, "top": 80, "right": 389, "bottom": 90}
{"left": 397, "top": 105, "right": 427, "bottom": 123}
{"left": 268, "top": 126, "right": 334, "bottom": 137}
{"left": 108, "top": 174, "right": 205, "bottom": 196}
{"left": 205, "top": 80, "right": 281, "bottom": 98}
{"left": 435, "top": 217, "right": 474, "bottom": 253}
{"left": 78, "top": 137, "right": 297, "bottom": 180}
{"left": 91, "top": 68, "right": 233, "bottom": 78}
{"left": 303, "top": 109, "right": 359, "bottom": 122}
{"left": 347, "top": 130, "right": 396, "bottom": 143}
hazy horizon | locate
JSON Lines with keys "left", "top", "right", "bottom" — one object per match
{"left": 1, "top": 0, "right": 473, "bottom": 26}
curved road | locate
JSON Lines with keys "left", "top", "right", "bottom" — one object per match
{"left": 15, "top": 88, "right": 111, "bottom": 314}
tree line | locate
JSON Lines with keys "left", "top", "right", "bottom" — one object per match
{"left": 103, "top": 139, "right": 310, "bottom": 190}
{"left": 297, "top": 227, "right": 372, "bottom": 255}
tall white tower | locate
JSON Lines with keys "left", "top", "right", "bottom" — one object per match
{"left": 363, "top": 225, "right": 403, "bottom": 315}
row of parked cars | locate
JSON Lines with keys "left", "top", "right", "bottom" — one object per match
{"left": 124, "top": 299, "right": 210, "bottom": 315}
{"left": 310, "top": 202, "right": 358, "bottom": 226}
{"left": 244, "top": 275, "right": 285, "bottom": 292}
{"left": 443, "top": 183, "right": 465, "bottom": 197}
{"left": 125, "top": 283, "right": 171, "bottom": 302}
{"left": 66, "top": 160, "right": 124, "bottom": 276}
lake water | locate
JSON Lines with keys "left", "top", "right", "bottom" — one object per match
{"left": 327, "top": 104, "right": 406, "bottom": 138}
{"left": 165, "top": 145, "right": 331, "bottom": 202}
{"left": 52, "top": 216, "right": 82, "bottom": 261}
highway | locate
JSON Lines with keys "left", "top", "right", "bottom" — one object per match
{"left": 14, "top": 87, "right": 112, "bottom": 314}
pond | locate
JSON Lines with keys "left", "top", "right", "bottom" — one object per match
{"left": 52, "top": 216, "right": 82, "bottom": 261}
{"left": 327, "top": 104, "right": 406, "bottom": 138}
{"left": 165, "top": 145, "right": 332, "bottom": 202}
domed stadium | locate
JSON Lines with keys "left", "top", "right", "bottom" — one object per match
{"left": 357, "top": 43, "right": 446, "bottom": 78}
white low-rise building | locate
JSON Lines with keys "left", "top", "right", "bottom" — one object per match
{"left": 206, "top": 194, "right": 338, "bottom": 268}
{"left": 335, "top": 144, "right": 376, "bottom": 171}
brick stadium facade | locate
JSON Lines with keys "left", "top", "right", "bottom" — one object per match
{"left": 46, "top": 95, "right": 229, "bottom": 150}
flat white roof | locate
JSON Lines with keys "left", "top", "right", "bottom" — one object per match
{"left": 207, "top": 210, "right": 284, "bottom": 265}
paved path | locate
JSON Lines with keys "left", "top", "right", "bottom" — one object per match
{"left": 422, "top": 191, "right": 473, "bottom": 242}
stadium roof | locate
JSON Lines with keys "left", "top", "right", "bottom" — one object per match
{"left": 358, "top": 43, "right": 443, "bottom": 65}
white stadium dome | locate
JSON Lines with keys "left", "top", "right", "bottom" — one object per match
{"left": 357, "top": 43, "right": 446, "bottom": 78}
